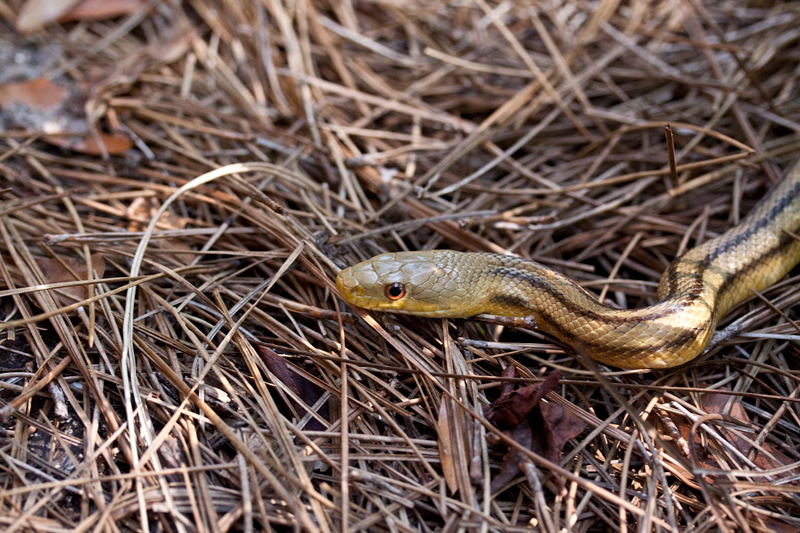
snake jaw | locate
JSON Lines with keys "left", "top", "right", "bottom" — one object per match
{"left": 335, "top": 260, "right": 410, "bottom": 313}
{"left": 335, "top": 264, "right": 381, "bottom": 310}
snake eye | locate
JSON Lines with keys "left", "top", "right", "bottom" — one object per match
{"left": 384, "top": 282, "right": 406, "bottom": 300}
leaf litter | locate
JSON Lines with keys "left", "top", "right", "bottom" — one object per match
{"left": 484, "top": 367, "right": 585, "bottom": 494}
{"left": 1, "top": 1, "right": 800, "bottom": 532}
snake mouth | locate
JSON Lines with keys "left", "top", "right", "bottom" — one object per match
{"left": 335, "top": 269, "right": 388, "bottom": 311}
{"left": 335, "top": 270, "right": 365, "bottom": 304}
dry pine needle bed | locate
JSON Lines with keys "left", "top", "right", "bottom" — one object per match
{"left": 1, "top": 1, "right": 800, "bottom": 532}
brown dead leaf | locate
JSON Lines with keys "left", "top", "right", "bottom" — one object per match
{"left": 125, "top": 197, "right": 152, "bottom": 232}
{"left": 748, "top": 515, "right": 800, "bottom": 533}
{"left": 60, "top": 0, "right": 145, "bottom": 22}
{"left": 0, "top": 78, "right": 68, "bottom": 110}
{"left": 437, "top": 398, "right": 458, "bottom": 493}
{"left": 123, "top": 198, "right": 194, "bottom": 264}
{"left": 257, "top": 345, "right": 328, "bottom": 431}
{"left": 669, "top": 389, "right": 796, "bottom": 483}
{"left": 701, "top": 390, "right": 793, "bottom": 473}
{"left": 485, "top": 368, "right": 561, "bottom": 429}
{"left": 540, "top": 402, "right": 586, "bottom": 468}
{"left": 125, "top": 197, "right": 188, "bottom": 232}
{"left": 43, "top": 132, "right": 133, "bottom": 156}
{"left": 701, "top": 390, "right": 750, "bottom": 423}
{"left": 484, "top": 368, "right": 585, "bottom": 494}
{"left": 16, "top": 0, "right": 81, "bottom": 32}
{"left": 490, "top": 422, "right": 533, "bottom": 491}
{"left": 36, "top": 253, "right": 105, "bottom": 305}
{"left": 157, "top": 238, "right": 195, "bottom": 268}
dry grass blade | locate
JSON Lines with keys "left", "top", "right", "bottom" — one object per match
{"left": 2, "top": 1, "right": 800, "bottom": 532}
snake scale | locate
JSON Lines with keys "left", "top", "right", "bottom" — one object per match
{"left": 336, "top": 162, "right": 800, "bottom": 369}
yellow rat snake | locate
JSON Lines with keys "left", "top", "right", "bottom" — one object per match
{"left": 336, "top": 162, "right": 800, "bottom": 369}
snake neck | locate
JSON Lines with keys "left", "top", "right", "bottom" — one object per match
{"left": 470, "top": 254, "right": 719, "bottom": 369}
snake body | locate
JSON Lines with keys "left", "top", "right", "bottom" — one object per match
{"left": 336, "top": 163, "right": 800, "bottom": 369}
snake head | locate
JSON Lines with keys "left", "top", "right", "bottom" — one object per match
{"left": 336, "top": 251, "right": 479, "bottom": 317}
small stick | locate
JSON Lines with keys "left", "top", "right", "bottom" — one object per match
{"left": 665, "top": 124, "right": 678, "bottom": 188}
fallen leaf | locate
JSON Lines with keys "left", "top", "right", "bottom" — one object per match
{"left": 701, "top": 390, "right": 750, "bottom": 423}
{"left": 60, "top": 0, "right": 145, "bottom": 22}
{"left": 36, "top": 253, "right": 105, "bottom": 305}
{"left": 125, "top": 197, "right": 188, "bottom": 233}
{"left": 122, "top": 197, "right": 194, "bottom": 265}
{"left": 701, "top": 390, "right": 793, "bottom": 473}
{"left": 16, "top": 0, "right": 81, "bottom": 32}
{"left": 0, "top": 78, "right": 68, "bottom": 110}
{"left": 43, "top": 132, "right": 133, "bottom": 155}
{"left": 485, "top": 368, "right": 561, "bottom": 429}
{"left": 257, "top": 345, "right": 328, "bottom": 431}
{"left": 748, "top": 515, "right": 800, "bottom": 533}
{"left": 540, "top": 402, "right": 586, "bottom": 468}
{"left": 125, "top": 196, "right": 152, "bottom": 232}
{"left": 484, "top": 368, "right": 585, "bottom": 494}
{"left": 490, "top": 422, "right": 533, "bottom": 491}
{"left": 668, "top": 389, "right": 796, "bottom": 486}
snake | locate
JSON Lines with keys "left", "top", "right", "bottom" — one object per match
{"left": 336, "top": 162, "right": 800, "bottom": 369}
